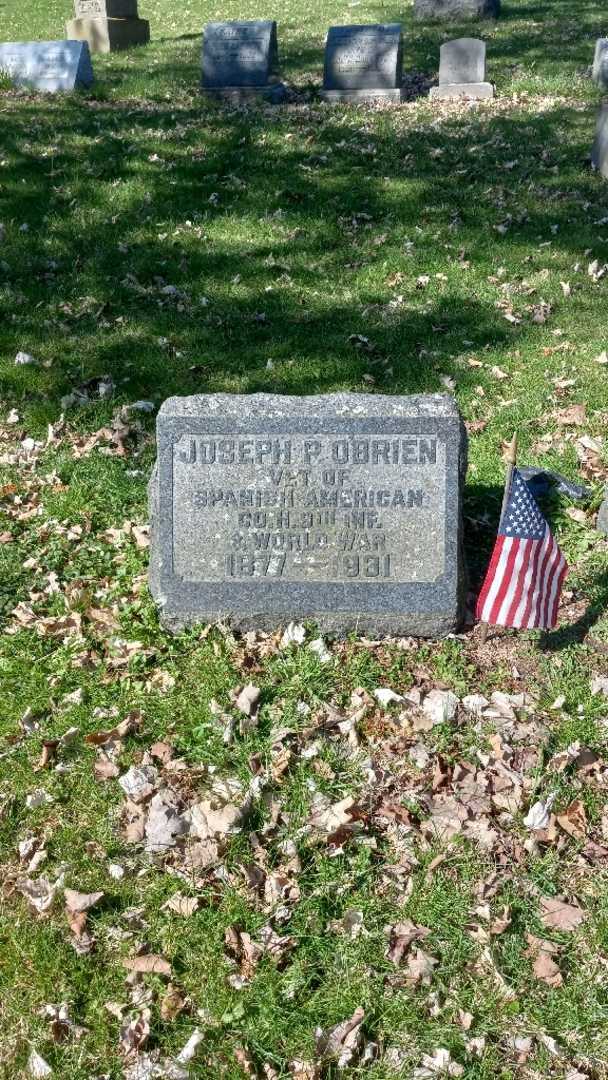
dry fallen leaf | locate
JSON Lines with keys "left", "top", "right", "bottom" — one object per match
{"left": 406, "top": 947, "right": 438, "bottom": 986}
{"left": 122, "top": 954, "right": 172, "bottom": 977}
{"left": 64, "top": 889, "right": 104, "bottom": 914}
{"left": 540, "top": 896, "right": 585, "bottom": 932}
{"left": 309, "top": 796, "right": 355, "bottom": 833}
{"left": 160, "top": 982, "right": 187, "bottom": 1022}
{"left": 525, "top": 934, "right": 563, "bottom": 987}
{"left": 315, "top": 1006, "right": 365, "bottom": 1068}
{"left": 556, "top": 800, "right": 587, "bottom": 840}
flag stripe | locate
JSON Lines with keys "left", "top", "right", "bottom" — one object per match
{"left": 476, "top": 468, "right": 567, "bottom": 632}
{"left": 476, "top": 535, "right": 510, "bottom": 623}
{"left": 502, "top": 539, "right": 533, "bottom": 626}
{"left": 489, "top": 539, "right": 521, "bottom": 624}
{"left": 512, "top": 533, "right": 545, "bottom": 629}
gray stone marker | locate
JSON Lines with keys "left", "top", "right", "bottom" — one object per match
{"left": 592, "top": 104, "right": 608, "bottom": 180}
{"left": 593, "top": 39, "right": 608, "bottom": 90}
{"left": 430, "top": 37, "right": 493, "bottom": 100}
{"left": 67, "top": 0, "right": 150, "bottom": 53}
{"left": 202, "top": 21, "right": 285, "bottom": 103}
{"left": 0, "top": 40, "right": 93, "bottom": 91}
{"left": 321, "top": 24, "right": 403, "bottom": 103}
{"left": 414, "top": 0, "right": 499, "bottom": 18}
{"left": 149, "top": 393, "right": 467, "bottom": 637}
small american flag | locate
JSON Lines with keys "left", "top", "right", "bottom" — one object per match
{"left": 476, "top": 467, "right": 568, "bottom": 630}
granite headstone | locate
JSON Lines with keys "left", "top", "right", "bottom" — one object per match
{"left": 202, "top": 20, "right": 285, "bottom": 103}
{"left": 0, "top": 40, "right": 93, "bottom": 91}
{"left": 414, "top": 0, "right": 500, "bottom": 18}
{"left": 149, "top": 393, "right": 467, "bottom": 636}
{"left": 592, "top": 104, "right": 608, "bottom": 180}
{"left": 322, "top": 24, "right": 403, "bottom": 103}
{"left": 593, "top": 39, "right": 608, "bottom": 90}
{"left": 67, "top": 0, "right": 150, "bottom": 53}
{"left": 430, "top": 38, "right": 493, "bottom": 100}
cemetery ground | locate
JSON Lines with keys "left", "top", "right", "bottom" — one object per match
{"left": 3, "top": 0, "right": 608, "bottom": 1075}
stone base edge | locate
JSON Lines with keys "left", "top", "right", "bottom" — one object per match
{"left": 201, "top": 83, "right": 287, "bottom": 104}
{"left": 320, "top": 87, "right": 403, "bottom": 103}
{"left": 430, "top": 81, "right": 494, "bottom": 100}
{"left": 154, "top": 606, "right": 462, "bottom": 639}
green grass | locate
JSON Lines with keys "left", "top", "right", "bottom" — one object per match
{"left": 1, "top": 0, "right": 608, "bottom": 1076}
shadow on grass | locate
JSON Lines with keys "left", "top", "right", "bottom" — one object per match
{"left": 0, "top": 89, "right": 600, "bottom": 419}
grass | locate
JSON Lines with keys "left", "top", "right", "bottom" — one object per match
{"left": 1, "top": 0, "right": 608, "bottom": 1076}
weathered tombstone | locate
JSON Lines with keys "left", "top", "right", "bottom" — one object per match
{"left": 149, "top": 393, "right": 467, "bottom": 636}
{"left": 593, "top": 39, "right": 608, "bottom": 90}
{"left": 414, "top": 0, "right": 499, "bottom": 18}
{"left": 321, "top": 24, "right": 403, "bottom": 103}
{"left": 430, "top": 38, "right": 493, "bottom": 100}
{"left": 592, "top": 104, "right": 608, "bottom": 180}
{"left": 0, "top": 40, "right": 93, "bottom": 91}
{"left": 201, "top": 21, "right": 285, "bottom": 103}
{"left": 66, "top": 0, "right": 150, "bottom": 54}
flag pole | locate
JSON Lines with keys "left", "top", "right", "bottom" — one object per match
{"left": 479, "top": 432, "right": 518, "bottom": 645}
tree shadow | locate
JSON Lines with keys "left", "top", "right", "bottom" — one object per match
{"left": 0, "top": 92, "right": 601, "bottom": 421}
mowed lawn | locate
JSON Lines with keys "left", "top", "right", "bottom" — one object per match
{"left": 1, "top": 0, "right": 608, "bottom": 1077}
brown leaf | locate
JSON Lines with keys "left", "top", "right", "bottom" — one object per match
{"left": 122, "top": 954, "right": 172, "bottom": 977}
{"left": 122, "top": 798, "right": 146, "bottom": 843}
{"left": 315, "top": 1006, "right": 365, "bottom": 1067}
{"left": 405, "top": 947, "right": 438, "bottom": 986}
{"left": 225, "top": 927, "right": 263, "bottom": 980}
{"left": 36, "top": 740, "right": 59, "bottom": 770}
{"left": 64, "top": 889, "right": 104, "bottom": 914}
{"left": 150, "top": 740, "right": 173, "bottom": 763}
{"left": 387, "top": 920, "right": 431, "bottom": 965}
{"left": 119, "top": 1009, "right": 150, "bottom": 1058}
{"left": 540, "top": 896, "right": 585, "bottom": 932}
{"left": 94, "top": 753, "right": 120, "bottom": 781}
{"left": 309, "top": 797, "right": 355, "bottom": 833}
{"left": 163, "top": 894, "right": 200, "bottom": 917}
{"left": 556, "top": 800, "right": 587, "bottom": 840}
{"left": 555, "top": 404, "right": 586, "bottom": 426}
{"left": 159, "top": 983, "right": 187, "bottom": 1022}
{"left": 525, "top": 934, "right": 563, "bottom": 987}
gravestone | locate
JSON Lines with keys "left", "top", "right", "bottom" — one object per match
{"left": 66, "top": 0, "right": 150, "bottom": 53}
{"left": 414, "top": 0, "right": 499, "bottom": 18}
{"left": 593, "top": 39, "right": 608, "bottom": 90}
{"left": 148, "top": 393, "right": 467, "bottom": 637}
{"left": 202, "top": 21, "right": 285, "bottom": 103}
{"left": 0, "top": 40, "right": 93, "bottom": 91}
{"left": 592, "top": 104, "right": 608, "bottom": 180}
{"left": 430, "top": 38, "right": 493, "bottom": 100}
{"left": 322, "top": 24, "right": 403, "bottom": 103}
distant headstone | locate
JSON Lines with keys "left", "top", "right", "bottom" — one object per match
{"left": 592, "top": 104, "right": 608, "bottom": 180}
{"left": 430, "top": 38, "right": 493, "bottom": 100}
{"left": 322, "top": 24, "right": 403, "bottom": 103}
{"left": 414, "top": 0, "right": 499, "bottom": 18}
{"left": 202, "top": 21, "right": 285, "bottom": 103}
{"left": 0, "top": 40, "right": 93, "bottom": 91}
{"left": 149, "top": 393, "right": 467, "bottom": 636}
{"left": 593, "top": 39, "right": 608, "bottom": 90}
{"left": 67, "top": 0, "right": 150, "bottom": 53}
